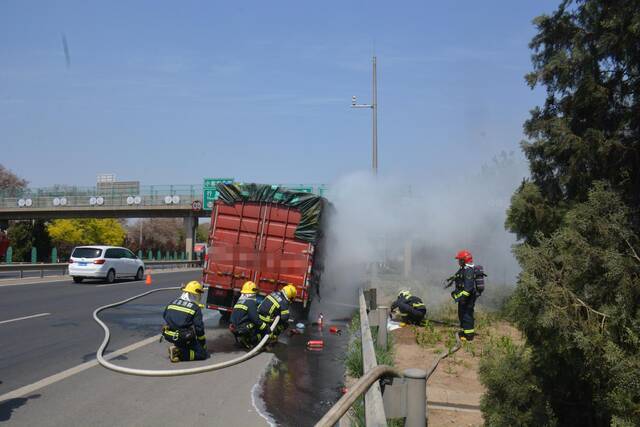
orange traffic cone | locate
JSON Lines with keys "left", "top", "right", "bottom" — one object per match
{"left": 145, "top": 273, "right": 152, "bottom": 285}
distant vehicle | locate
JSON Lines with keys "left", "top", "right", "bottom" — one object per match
{"left": 203, "top": 183, "right": 329, "bottom": 320}
{"left": 68, "top": 246, "right": 145, "bottom": 284}
{"left": 0, "top": 233, "right": 9, "bottom": 261}
{"left": 194, "top": 243, "right": 207, "bottom": 259}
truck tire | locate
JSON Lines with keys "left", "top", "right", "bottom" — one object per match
{"left": 290, "top": 301, "right": 311, "bottom": 321}
{"left": 73, "top": 276, "right": 83, "bottom": 283}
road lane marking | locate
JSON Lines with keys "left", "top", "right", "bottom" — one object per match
{"left": 0, "top": 335, "right": 160, "bottom": 402}
{"left": 95, "top": 282, "right": 139, "bottom": 288}
{"left": 0, "top": 277, "right": 70, "bottom": 288}
{"left": 0, "top": 312, "right": 51, "bottom": 325}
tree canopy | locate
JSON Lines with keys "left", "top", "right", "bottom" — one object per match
{"left": 507, "top": 0, "right": 640, "bottom": 242}
{"left": 483, "top": 1, "right": 640, "bottom": 425}
{"left": 48, "top": 219, "right": 126, "bottom": 250}
{"left": 0, "top": 164, "right": 27, "bottom": 194}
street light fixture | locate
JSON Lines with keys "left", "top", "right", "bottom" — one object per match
{"left": 351, "top": 56, "right": 378, "bottom": 175}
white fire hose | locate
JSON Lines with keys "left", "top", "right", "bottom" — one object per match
{"left": 93, "top": 286, "right": 280, "bottom": 377}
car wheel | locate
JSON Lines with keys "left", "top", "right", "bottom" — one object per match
{"left": 105, "top": 269, "right": 116, "bottom": 284}
{"left": 135, "top": 267, "right": 144, "bottom": 281}
{"left": 73, "top": 276, "right": 84, "bottom": 283}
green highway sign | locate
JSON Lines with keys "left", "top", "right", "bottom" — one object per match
{"left": 203, "top": 178, "right": 234, "bottom": 210}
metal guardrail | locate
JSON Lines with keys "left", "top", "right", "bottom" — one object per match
{"left": 359, "top": 289, "right": 390, "bottom": 426}
{"left": 316, "top": 288, "right": 428, "bottom": 427}
{"left": 0, "top": 260, "right": 203, "bottom": 278}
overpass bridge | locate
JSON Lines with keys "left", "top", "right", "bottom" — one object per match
{"left": 0, "top": 182, "right": 327, "bottom": 258}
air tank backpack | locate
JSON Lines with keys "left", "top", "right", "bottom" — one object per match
{"left": 473, "top": 265, "right": 487, "bottom": 295}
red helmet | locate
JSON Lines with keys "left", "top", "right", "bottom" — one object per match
{"left": 455, "top": 250, "right": 473, "bottom": 264}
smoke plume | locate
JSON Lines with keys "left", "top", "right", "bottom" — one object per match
{"left": 318, "top": 152, "right": 526, "bottom": 313}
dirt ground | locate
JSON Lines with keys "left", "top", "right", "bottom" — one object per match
{"left": 391, "top": 320, "right": 521, "bottom": 427}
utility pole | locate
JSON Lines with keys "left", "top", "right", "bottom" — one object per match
{"left": 351, "top": 56, "right": 378, "bottom": 175}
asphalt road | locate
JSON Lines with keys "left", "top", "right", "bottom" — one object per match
{"left": 0, "top": 271, "right": 274, "bottom": 426}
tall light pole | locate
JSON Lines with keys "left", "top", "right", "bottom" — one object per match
{"left": 351, "top": 56, "right": 378, "bottom": 175}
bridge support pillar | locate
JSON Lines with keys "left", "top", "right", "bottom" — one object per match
{"left": 184, "top": 216, "right": 197, "bottom": 260}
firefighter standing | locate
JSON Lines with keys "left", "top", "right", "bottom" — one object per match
{"left": 390, "top": 290, "right": 426, "bottom": 325}
{"left": 162, "top": 281, "right": 208, "bottom": 362}
{"left": 257, "top": 284, "right": 297, "bottom": 340}
{"left": 451, "top": 250, "right": 478, "bottom": 341}
{"left": 229, "top": 281, "right": 269, "bottom": 349}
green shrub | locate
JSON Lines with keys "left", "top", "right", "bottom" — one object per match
{"left": 479, "top": 336, "right": 556, "bottom": 426}
{"left": 414, "top": 321, "right": 443, "bottom": 348}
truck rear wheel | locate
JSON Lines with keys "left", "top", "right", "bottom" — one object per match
{"left": 290, "top": 301, "right": 311, "bottom": 322}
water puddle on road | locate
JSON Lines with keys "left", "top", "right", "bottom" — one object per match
{"left": 258, "top": 316, "right": 352, "bottom": 426}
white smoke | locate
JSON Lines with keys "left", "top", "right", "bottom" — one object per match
{"left": 318, "top": 151, "right": 526, "bottom": 312}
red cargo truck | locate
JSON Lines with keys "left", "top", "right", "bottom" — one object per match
{"left": 203, "top": 184, "right": 328, "bottom": 319}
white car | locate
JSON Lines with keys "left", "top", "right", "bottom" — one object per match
{"left": 68, "top": 246, "right": 145, "bottom": 284}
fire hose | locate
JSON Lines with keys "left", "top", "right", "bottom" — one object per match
{"left": 93, "top": 286, "right": 280, "bottom": 377}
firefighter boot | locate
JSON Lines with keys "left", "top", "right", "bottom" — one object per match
{"left": 168, "top": 346, "right": 181, "bottom": 363}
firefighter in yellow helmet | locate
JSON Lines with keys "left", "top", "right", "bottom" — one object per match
{"left": 390, "top": 290, "right": 426, "bottom": 325}
{"left": 229, "top": 281, "right": 269, "bottom": 349}
{"left": 257, "top": 284, "right": 297, "bottom": 342}
{"left": 162, "top": 281, "right": 208, "bottom": 362}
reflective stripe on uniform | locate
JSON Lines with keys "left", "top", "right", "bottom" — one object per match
{"left": 189, "top": 349, "right": 195, "bottom": 361}
{"left": 281, "top": 310, "right": 289, "bottom": 316}
{"left": 267, "top": 295, "right": 280, "bottom": 315}
{"left": 411, "top": 303, "right": 425, "bottom": 308}
{"left": 454, "top": 290, "right": 471, "bottom": 299}
{"left": 164, "top": 329, "right": 179, "bottom": 337}
{"left": 259, "top": 314, "right": 272, "bottom": 323}
{"left": 234, "top": 304, "right": 248, "bottom": 311}
{"left": 197, "top": 335, "right": 205, "bottom": 340}
{"left": 259, "top": 323, "right": 267, "bottom": 330}
{"left": 463, "top": 329, "right": 475, "bottom": 334}
{"left": 167, "top": 304, "right": 196, "bottom": 315}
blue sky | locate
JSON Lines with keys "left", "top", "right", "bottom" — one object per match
{"left": 1, "top": 1, "right": 559, "bottom": 188}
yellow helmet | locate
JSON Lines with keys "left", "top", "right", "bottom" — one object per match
{"left": 398, "top": 290, "right": 411, "bottom": 298}
{"left": 282, "top": 284, "right": 297, "bottom": 300}
{"left": 182, "top": 281, "right": 204, "bottom": 295}
{"left": 241, "top": 281, "right": 258, "bottom": 294}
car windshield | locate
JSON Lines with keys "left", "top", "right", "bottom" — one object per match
{"left": 71, "top": 247, "right": 103, "bottom": 258}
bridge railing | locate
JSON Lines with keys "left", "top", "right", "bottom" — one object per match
{"left": 0, "top": 185, "right": 203, "bottom": 209}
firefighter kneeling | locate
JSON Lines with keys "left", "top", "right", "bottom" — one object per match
{"left": 257, "top": 284, "right": 297, "bottom": 342}
{"left": 229, "top": 281, "right": 269, "bottom": 349}
{"left": 162, "top": 281, "right": 209, "bottom": 362}
{"left": 390, "top": 290, "right": 426, "bottom": 325}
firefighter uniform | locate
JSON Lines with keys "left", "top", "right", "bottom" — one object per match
{"left": 451, "top": 265, "right": 477, "bottom": 340}
{"left": 257, "top": 290, "right": 290, "bottom": 337}
{"left": 162, "top": 297, "right": 208, "bottom": 361}
{"left": 230, "top": 293, "right": 269, "bottom": 348}
{"left": 391, "top": 291, "right": 426, "bottom": 325}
